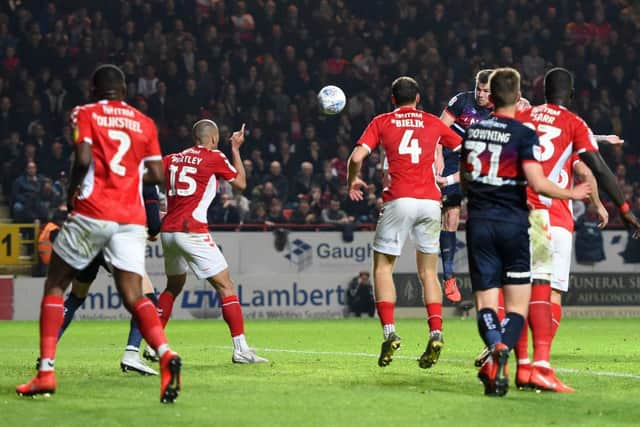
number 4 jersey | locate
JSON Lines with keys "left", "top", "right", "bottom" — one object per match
{"left": 161, "top": 146, "right": 238, "bottom": 233}
{"left": 461, "top": 114, "right": 540, "bottom": 225}
{"left": 516, "top": 103, "right": 599, "bottom": 210}
{"left": 357, "top": 106, "right": 461, "bottom": 202}
{"left": 71, "top": 100, "right": 162, "bottom": 225}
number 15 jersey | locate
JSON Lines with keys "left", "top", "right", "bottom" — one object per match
{"left": 72, "top": 100, "right": 162, "bottom": 225}
{"left": 357, "top": 106, "right": 461, "bottom": 202}
{"left": 161, "top": 146, "right": 238, "bottom": 233}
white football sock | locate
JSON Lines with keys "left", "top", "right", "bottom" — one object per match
{"left": 233, "top": 334, "right": 249, "bottom": 351}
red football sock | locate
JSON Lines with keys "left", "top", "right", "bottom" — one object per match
{"left": 40, "top": 295, "right": 64, "bottom": 360}
{"left": 529, "top": 283, "right": 552, "bottom": 363}
{"left": 157, "top": 291, "right": 175, "bottom": 328}
{"left": 222, "top": 295, "right": 245, "bottom": 337}
{"left": 514, "top": 317, "right": 530, "bottom": 362}
{"left": 425, "top": 302, "right": 442, "bottom": 332}
{"left": 551, "top": 302, "right": 562, "bottom": 340}
{"left": 376, "top": 301, "right": 395, "bottom": 326}
{"left": 497, "top": 288, "right": 505, "bottom": 322}
{"left": 133, "top": 297, "right": 168, "bottom": 351}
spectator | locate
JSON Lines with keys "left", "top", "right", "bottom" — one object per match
{"left": 11, "top": 161, "right": 45, "bottom": 222}
{"left": 263, "top": 161, "right": 289, "bottom": 202}
{"left": 321, "top": 197, "right": 352, "bottom": 226}
{"left": 266, "top": 198, "right": 287, "bottom": 224}
{"left": 39, "top": 140, "right": 69, "bottom": 180}
{"left": 345, "top": 271, "right": 375, "bottom": 317}
{"left": 292, "top": 162, "right": 319, "bottom": 200}
{"left": 290, "top": 198, "right": 317, "bottom": 225}
{"left": 208, "top": 193, "right": 241, "bottom": 225}
{"left": 137, "top": 65, "right": 158, "bottom": 98}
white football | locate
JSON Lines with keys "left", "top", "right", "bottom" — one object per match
{"left": 317, "top": 85, "right": 346, "bottom": 115}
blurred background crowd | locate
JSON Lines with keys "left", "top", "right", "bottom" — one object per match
{"left": 0, "top": 0, "right": 639, "bottom": 229}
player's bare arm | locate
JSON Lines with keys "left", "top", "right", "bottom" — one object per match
{"left": 67, "top": 142, "right": 92, "bottom": 211}
{"left": 436, "top": 111, "right": 456, "bottom": 176}
{"left": 143, "top": 160, "right": 164, "bottom": 186}
{"left": 523, "top": 161, "right": 591, "bottom": 201}
{"left": 579, "top": 150, "right": 640, "bottom": 237}
{"left": 594, "top": 134, "right": 624, "bottom": 145}
{"left": 229, "top": 124, "right": 247, "bottom": 191}
{"left": 347, "top": 145, "right": 368, "bottom": 201}
{"left": 574, "top": 161, "right": 608, "bottom": 228}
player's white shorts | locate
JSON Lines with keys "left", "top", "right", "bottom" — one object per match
{"left": 529, "top": 209, "right": 553, "bottom": 282}
{"left": 53, "top": 213, "right": 146, "bottom": 277}
{"left": 161, "top": 232, "right": 228, "bottom": 279}
{"left": 373, "top": 198, "right": 441, "bottom": 256}
{"left": 550, "top": 226, "right": 573, "bottom": 292}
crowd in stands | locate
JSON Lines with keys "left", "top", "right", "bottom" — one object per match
{"left": 0, "top": 0, "right": 639, "bottom": 228}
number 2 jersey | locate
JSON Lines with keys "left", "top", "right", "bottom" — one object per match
{"left": 357, "top": 106, "right": 462, "bottom": 202}
{"left": 461, "top": 114, "right": 540, "bottom": 225}
{"left": 71, "top": 100, "right": 162, "bottom": 225}
{"left": 516, "top": 104, "right": 599, "bottom": 212}
{"left": 161, "top": 146, "right": 238, "bottom": 233}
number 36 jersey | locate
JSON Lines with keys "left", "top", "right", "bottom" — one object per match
{"left": 161, "top": 146, "right": 238, "bottom": 233}
{"left": 461, "top": 114, "right": 540, "bottom": 225}
{"left": 516, "top": 104, "right": 599, "bottom": 210}
{"left": 357, "top": 106, "right": 461, "bottom": 202}
{"left": 72, "top": 100, "right": 162, "bottom": 225}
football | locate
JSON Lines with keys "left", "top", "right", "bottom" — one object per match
{"left": 317, "top": 85, "right": 347, "bottom": 115}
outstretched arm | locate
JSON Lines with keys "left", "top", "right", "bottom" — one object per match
{"left": 579, "top": 150, "right": 639, "bottom": 237}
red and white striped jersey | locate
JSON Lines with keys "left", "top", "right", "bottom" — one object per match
{"left": 71, "top": 100, "right": 162, "bottom": 225}
{"left": 549, "top": 154, "right": 581, "bottom": 232}
{"left": 357, "top": 106, "right": 461, "bottom": 202}
{"left": 161, "top": 146, "right": 238, "bottom": 233}
{"left": 516, "top": 103, "right": 598, "bottom": 210}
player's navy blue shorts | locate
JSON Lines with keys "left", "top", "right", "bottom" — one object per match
{"left": 76, "top": 251, "right": 110, "bottom": 283}
{"left": 466, "top": 218, "right": 531, "bottom": 291}
{"left": 442, "top": 148, "right": 462, "bottom": 208}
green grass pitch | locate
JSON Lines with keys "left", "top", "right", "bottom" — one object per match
{"left": 2, "top": 318, "right": 640, "bottom": 426}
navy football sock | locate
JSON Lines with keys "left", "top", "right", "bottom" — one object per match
{"left": 477, "top": 308, "right": 502, "bottom": 348}
{"left": 58, "top": 293, "right": 86, "bottom": 340}
{"left": 126, "top": 292, "right": 159, "bottom": 350}
{"left": 440, "top": 231, "right": 456, "bottom": 279}
{"left": 501, "top": 312, "right": 526, "bottom": 350}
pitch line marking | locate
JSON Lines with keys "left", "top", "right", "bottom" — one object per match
{"left": 210, "top": 345, "right": 640, "bottom": 380}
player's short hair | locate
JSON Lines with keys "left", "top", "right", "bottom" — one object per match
{"left": 192, "top": 119, "right": 218, "bottom": 143}
{"left": 544, "top": 67, "right": 574, "bottom": 101}
{"left": 391, "top": 76, "right": 420, "bottom": 106}
{"left": 475, "top": 69, "right": 493, "bottom": 85}
{"left": 489, "top": 68, "right": 521, "bottom": 109}
{"left": 92, "top": 64, "right": 126, "bottom": 96}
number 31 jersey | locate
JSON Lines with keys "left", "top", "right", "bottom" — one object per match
{"left": 72, "top": 100, "right": 162, "bottom": 225}
{"left": 357, "top": 106, "right": 461, "bottom": 202}
{"left": 161, "top": 146, "right": 238, "bottom": 233}
{"left": 516, "top": 104, "right": 598, "bottom": 210}
{"left": 461, "top": 114, "right": 540, "bottom": 225}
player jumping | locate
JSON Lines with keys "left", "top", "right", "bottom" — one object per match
{"left": 436, "top": 69, "right": 493, "bottom": 303}
{"left": 156, "top": 120, "right": 268, "bottom": 364}
{"left": 16, "top": 65, "right": 181, "bottom": 403}
{"left": 347, "top": 76, "right": 462, "bottom": 369}
{"left": 461, "top": 68, "right": 591, "bottom": 396}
